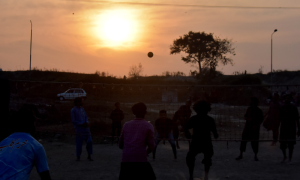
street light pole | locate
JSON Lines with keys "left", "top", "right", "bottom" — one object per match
{"left": 30, "top": 20, "right": 32, "bottom": 71}
{"left": 271, "top": 29, "right": 277, "bottom": 84}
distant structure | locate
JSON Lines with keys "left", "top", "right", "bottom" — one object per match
{"left": 162, "top": 90, "right": 178, "bottom": 103}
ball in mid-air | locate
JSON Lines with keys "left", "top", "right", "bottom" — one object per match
{"left": 148, "top": 52, "right": 153, "bottom": 58}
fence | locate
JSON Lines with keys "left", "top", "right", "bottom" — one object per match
{"left": 8, "top": 80, "right": 300, "bottom": 142}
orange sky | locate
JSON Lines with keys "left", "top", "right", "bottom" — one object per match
{"left": 1, "top": 0, "right": 300, "bottom": 77}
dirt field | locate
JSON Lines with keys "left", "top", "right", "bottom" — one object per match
{"left": 29, "top": 139, "right": 300, "bottom": 180}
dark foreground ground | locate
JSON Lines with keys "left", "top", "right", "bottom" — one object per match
{"left": 30, "top": 140, "right": 300, "bottom": 180}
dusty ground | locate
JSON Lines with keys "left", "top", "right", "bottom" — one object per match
{"left": 29, "top": 139, "right": 300, "bottom": 180}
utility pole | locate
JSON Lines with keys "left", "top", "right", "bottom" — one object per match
{"left": 30, "top": 20, "right": 32, "bottom": 71}
{"left": 29, "top": 20, "right": 32, "bottom": 89}
{"left": 271, "top": 29, "right": 277, "bottom": 84}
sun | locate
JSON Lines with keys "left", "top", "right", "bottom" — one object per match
{"left": 102, "top": 15, "right": 131, "bottom": 42}
{"left": 94, "top": 9, "right": 138, "bottom": 47}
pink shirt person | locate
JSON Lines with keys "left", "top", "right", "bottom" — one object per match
{"left": 118, "top": 102, "right": 156, "bottom": 180}
{"left": 119, "top": 118, "right": 155, "bottom": 162}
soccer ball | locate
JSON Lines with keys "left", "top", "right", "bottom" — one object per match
{"left": 148, "top": 52, "right": 153, "bottom": 58}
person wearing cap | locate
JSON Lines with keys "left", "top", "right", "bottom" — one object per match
{"left": 0, "top": 106, "right": 52, "bottom": 180}
{"left": 71, "top": 97, "right": 93, "bottom": 161}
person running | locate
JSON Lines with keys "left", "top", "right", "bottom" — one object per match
{"left": 186, "top": 100, "right": 218, "bottom": 180}
{"left": 153, "top": 110, "right": 177, "bottom": 160}
{"left": 236, "top": 97, "right": 264, "bottom": 161}
{"left": 172, "top": 100, "right": 192, "bottom": 149}
{"left": 264, "top": 93, "right": 281, "bottom": 145}
{"left": 110, "top": 102, "right": 124, "bottom": 143}
{"left": 0, "top": 106, "right": 52, "bottom": 180}
{"left": 119, "top": 102, "right": 156, "bottom": 180}
{"left": 71, "top": 97, "right": 93, "bottom": 161}
{"left": 279, "top": 94, "right": 300, "bottom": 163}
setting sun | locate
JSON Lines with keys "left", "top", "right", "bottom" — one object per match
{"left": 94, "top": 9, "right": 139, "bottom": 47}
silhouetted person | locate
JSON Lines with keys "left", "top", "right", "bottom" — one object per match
{"left": 119, "top": 102, "right": 156, "bottom": 180}
{"left": 183, "top": 100, "right": 192, "bottom": 141}
{"left": 186, "top": 101, "right": 218, "bottom": 180}
{"left": 236, "top": 97, "right": 263, "bottom": 161}
{"left": 71, "top": 97, "right": 93, "bottom": 161}
{"left": 172, "top": 105, "right": 185, "bottom": 149}
{"left": 0, "top": 78, "right": 10, "bottom": 142}
{"left": 0, "top": 106, "right": 51, "bottom": 180}
{"left": 110, "top": 102, "right": 124, "bottom": 143}
{"left": 279, "top": 94, "right": 300, "bottom": 163}
{"left": 264, "top": 93, "right": 281, "bottom": 145}
{"left": 153, "top": 110, "right": 177, "bottom": 160}
{"left": 291, "top": 92, "right": 297, "bottom": 106}
{"left": 172, "top": 100, "right": 192, "bottom": 149}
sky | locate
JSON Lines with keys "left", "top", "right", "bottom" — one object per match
{"left": 1, "top": 0, "right": 300, "bottom": 77}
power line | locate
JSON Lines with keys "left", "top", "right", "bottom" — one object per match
{"left": 64, "top": 0, "right": 300, "bottom": 9}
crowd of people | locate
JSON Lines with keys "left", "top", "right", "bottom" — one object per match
{"left": 67, "top": 95, "right": 300, "bottom": 180}
{"left": 1, "top": 78, "right": 300, "bottom": 180}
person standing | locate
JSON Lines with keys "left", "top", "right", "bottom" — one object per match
{"left": 71, "top": 97, "right": 93, "bottom": 161}
{"left": 0, "top": 106, "right": 52, "bottom": 180}
{"left": 185, "top": 101, "right": 218, "bottom": 180}
{"left": 119, "top": 102, "right": 156, "bottom": 180}
{"left": 172, "top": 105, "right": 185, "bottom": 149}
{"left": 172, "top": 100, "right": 192, "bottom": 149}
{"left": 236, "top": 97, "right": 264, "bottom": 161}
{"left": 263, "top": 93, "right": 281, "bottom": 145}
{"left": 0, "top": 78, "right": 10, "bottom": 142}
{"left": 153, "top": 110, "right": 177, "bottom": 160}
{"left": 182, "top": 100, "right": 193, "bottom": 143}
{"left": 110, "top": 102, "right": 124, "bottom": 143}
{"left": 279, "top": 94, "right": 300, "bottom": 163}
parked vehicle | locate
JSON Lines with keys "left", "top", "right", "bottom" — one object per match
{"left": 57, "top": 88, "right": 87, "bottom": 101}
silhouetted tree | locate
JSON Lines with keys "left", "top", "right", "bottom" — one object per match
{"left": 162, "top": 71, "right": 186, "bottom": 77}
{"left": 128, "top": 63, "right": 143, "bottom": 79}
{"left": 170, "top": 31, "right": 235, "bottom": 75}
